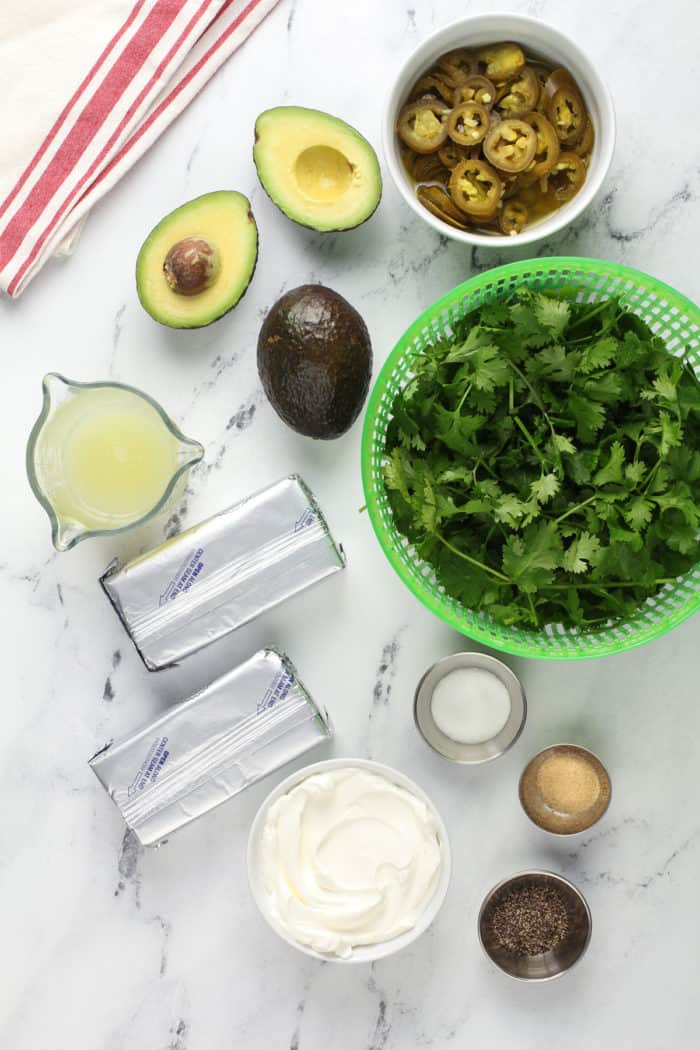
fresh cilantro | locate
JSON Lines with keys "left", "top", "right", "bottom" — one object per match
{"left": 593, "top": 441, "right": 626, "bottom": 487}
{"left": 502, "top": 522, "right": 562, "bottom": 593}
{"left": 529, "top": 344, "right": 575, "bottom": 383}
{"left": 562, "top": 532, "right": 601, "bottom": 574}
{"left": 530, "top": 472, "right": 560, "bottom": 504}
{"left": 552, "top": 432, "right": 577, "bottom": 455}
{"left": 578, "top": 335, "right": 618, "bottom": 374}
{"left": 567, "top": 394, "right": 606, "bottom": 442}
{"left": 534, "top": 294, "right": 571, "bottom": 337}
{"left": 383, "top": 289, "right": 700, "bottom": 631}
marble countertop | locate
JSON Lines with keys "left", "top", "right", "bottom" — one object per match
{"left": 2, "top": 0, "right": 699, "bottom": 1046}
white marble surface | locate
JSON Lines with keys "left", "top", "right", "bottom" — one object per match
{"left": 2, "top": 0, "right": 699, "bottom": 1046}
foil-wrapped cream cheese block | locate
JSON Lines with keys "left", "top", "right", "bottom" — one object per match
{"left": 89, "top": 648, "right": 331, "bottom": 846}
{"left": 101, "top": 474, "right": 345, "bottom": 670}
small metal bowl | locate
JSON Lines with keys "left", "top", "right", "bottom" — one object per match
{"left": 519, "top": 744, "right": 612, "bottom": 835}
{"left": 414, "top": 651, "right": 526, "bottom": 764}
{"left": 478, "top": 870, "right": 592, "bottom": 981}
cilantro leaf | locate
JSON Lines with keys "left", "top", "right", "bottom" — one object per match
{"left": 471, "top": 347, "right": 511, "bottom": 391}
{"left": 584, "top": 372, "right": 623, "bottom": 404}
{"left": 662, "top": 521, "right": 698, "bottom": 556}
{"left": 384, "top": 447, "right": 412, "bottom": 502}
{"left": 474, "top": 299, "right": 511, "bottom": 327}
{"left": 568, "top": 393, "right": 606, "bottom": 442}
{"left": 445, "top": 325, "right": 499, "bottom": 362}
{"left": 534, "top": 294, "right": 571, "bottom": 337}
{"left": 509, "top": 300, "right": 553, "bottom": 348}
{"left": 653, "top": 487, "right": 699, "bottom": 528}
{"left": 552, "top": 432, "right": 577, "bottom": 454}
{"left": 530, "top": 472, "right": 560, "bottom": 504}
{"left": 647, "top": 412, "right": 683, "bottom": 456}
{"left": 624, "top": 460, "right": 647, "bottom": 486}
{"left": 493, "top": 493, "right": 531, "bottom": 527}
{"left": 578, "top": 335, "right": 619, "bottom": 374}
{"left": 648, "top": 367, "right": 679, "bottom": 403}
{"left": 667, "top": 446, "right": 700, "bottom": 483}
{"left": 563, "top": 532, "right": 601, "bottom": 574}
{"left": 433, "top": 407, "right": 485, "bottom": 453}
{"left": 624, "top": 497, "right": 654, "bottom": 530}
{"left": 527, "top": 344, "right": 575, "bottom": 383}
{"left": 502, "top": 522, "right": 562, "bottom": 592}
{"left": 593, "top": 441, "right": 625, "bottom": 486}
{"left": 420, "top": 476, "right": 437, "bottom": 533}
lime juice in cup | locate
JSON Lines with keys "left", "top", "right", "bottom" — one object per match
{"left": 27, "top": 374, "right": 203, "bottom": 550}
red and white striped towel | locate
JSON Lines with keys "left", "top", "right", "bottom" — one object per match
{"left": 0, "top": 0, "right": 279, "bottom": 298}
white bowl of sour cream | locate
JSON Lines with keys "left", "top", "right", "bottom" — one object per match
{"left": 247, "top": 758, "right": 451, "bottom": 963}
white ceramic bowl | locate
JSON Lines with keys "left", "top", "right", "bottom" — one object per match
{"left": 247, "top": 757, "right": 452, "bottom": 963}
{"left": 383, "top": 13, "right": 616, "bottom": 248}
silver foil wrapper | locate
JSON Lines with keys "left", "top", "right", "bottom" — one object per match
{"left": 101, "top": 475, "right": 345, "bottom": 670}
{"left": 89, "top": 648, "right": 331, "bottom": 846}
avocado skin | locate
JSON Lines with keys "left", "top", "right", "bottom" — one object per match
{"left": 258, "top": 284, "right": 372, "bottom": 439}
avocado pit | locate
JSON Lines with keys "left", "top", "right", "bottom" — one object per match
{"left": 294, "top": 145, "right": 353, "bottom": 203}
{"left": 163, "top": 236, "right": 220, "bottom": 296}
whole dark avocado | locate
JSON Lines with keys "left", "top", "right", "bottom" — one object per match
{"left": 258, "top": 284, "right": 372, "bottom": 439}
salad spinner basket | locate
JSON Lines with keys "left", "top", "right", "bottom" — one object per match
{"left": 361, "top": 258, "right": 700, "bottom": 660}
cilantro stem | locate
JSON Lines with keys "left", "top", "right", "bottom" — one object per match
{"left": 554, "top": 494, "right": 598, "bottom": 524}
{"left": 435, "top": 532, "right": 512, "bottom": 583}
{"left": 456, "top": 382, "right": 472, "bottom": 414}
{"left": 512, "top": 414, "right": 548, "bottom": 471}
{"left": 566, "top": 300, "right": 614, "bottom": 332}
{"left": 565, "top": 316, "right": 618, "bottom": 345}
{"left": 642, "top": 459, "right": 662, "bottom": 494}
{"left": 526, "top": 593, "right": 538, "bottom": 622}
{"left": 474, "top": 457, "right": 498, "bottom": 480}
{"left": 506, "top": 359, "right": 564, "bottom": 476}
{"left": 543, "top": 579, "right": 676, "bottom": 589}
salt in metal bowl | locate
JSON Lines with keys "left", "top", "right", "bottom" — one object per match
{"left": 414, "top": 651, "right": 526, "bottom": 764}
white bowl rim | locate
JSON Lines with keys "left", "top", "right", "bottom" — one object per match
{"left": 247, "top": 756, "right": 452, "bottom": 964}
{"left": 382, "top": 11, "right": 616, "bottom": 248}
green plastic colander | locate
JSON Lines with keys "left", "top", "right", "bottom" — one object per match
{"left": 361, "top": 257, "right": 700, "bottom": 660}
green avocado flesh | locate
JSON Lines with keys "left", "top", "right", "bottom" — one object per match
{"left": 258, "top": 284, "right": 372, "bottom": 439}
{"left": 136, "top": 191, "right": 258, "bottom": 329}
{"left": 253, "top": 106, "right": 382, "bottom": 232}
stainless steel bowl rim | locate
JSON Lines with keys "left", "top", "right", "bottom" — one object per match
{"left": 414, "top": 651, "right": 527, "bottom": 764}
{"left": 518, "top": 742, "right": 613, "bottom": 836}
{"left": 477, "top": 869, "right": 593, "bottom": 982}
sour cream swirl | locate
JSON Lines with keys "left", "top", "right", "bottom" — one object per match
{"left": 259, "top": 767, "right": 444, "bottom": 958}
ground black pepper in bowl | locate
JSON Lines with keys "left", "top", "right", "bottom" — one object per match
{"left": 478, "top": 870, "right": 592, "bottom": 980}
{"left": 489, "top": 884, "right": 569, "bottom": 956}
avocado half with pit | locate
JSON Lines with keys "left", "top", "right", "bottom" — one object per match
{"left": 136, "top": 191, "right": 258, "bottom": 328}
{"left": 253, "top": 106, "right": 382, "bottom": 232}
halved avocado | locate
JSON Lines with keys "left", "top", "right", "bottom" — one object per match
{"left": 253, "top": 106, "right": 382, "bottom": 232}
{"left": 136, "top": 191, "right": 258, "bottom": 328}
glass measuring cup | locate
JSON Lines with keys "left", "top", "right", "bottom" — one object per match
{"left": 26, "top": 373, "right": 204, "bottom": 551}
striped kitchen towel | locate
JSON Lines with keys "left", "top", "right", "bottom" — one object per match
{"left": 0, "top": 0, "right": 279, "bottom": 298}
